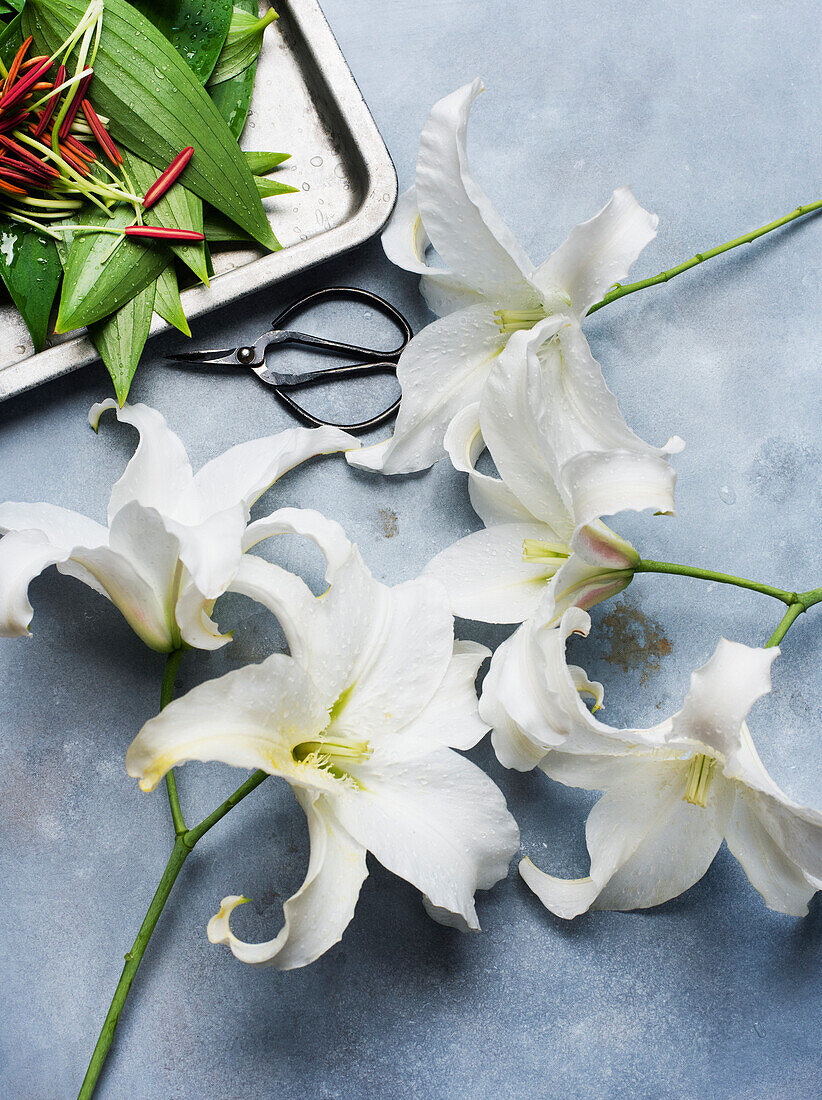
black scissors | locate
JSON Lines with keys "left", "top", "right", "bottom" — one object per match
{"left": 166, "top": 286, "right": 411, "bottom": 432}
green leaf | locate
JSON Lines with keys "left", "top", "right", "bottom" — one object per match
{"left": 0, "top": 218, "right": 62, "bottom": 352}
{"left": 0, "top": 10, "right": 21, "bottom": 61}
{"left": 24, "top": 0, "right": 280, "bottom": 251}
{"left": 245, "top": 150, "right": 290, "bottom": 173}
{"left": 255, "top": 177, "right": 298, "bottom": 198}
{"left": 208, "top": 0, "right": 259, "bottom": 138}
{"left": 90, "top": 277, "right": 156, "bottom": 405}
{"left": 153, "top": 263, "right": 190, "bottom": 336}
{"left": 56, "top": 204, "right": 169, "bottom": 332}
{"left": 121, "top": 149, "right": 208, "bottom": 285}
{"left": 203, "top": 208, "right": 251, "bottom": 243}
{"left": 207, "top": 5, "right": 277, "bottom": 86}
{"left": 129, "top": 0, "right": 233, "bottom": 84}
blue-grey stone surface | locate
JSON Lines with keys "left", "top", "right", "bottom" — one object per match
{"left": 1, "top": 1, "right": 821, "bottom": 1097}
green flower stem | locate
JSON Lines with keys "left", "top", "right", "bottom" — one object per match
{"left": 160, "top": 649, "right": 186, "bottom": 837}
{"left": 765, "top": 602, "right": 806, "bottom": 648}
{"left": 588, "top": 200, "right": 822, "bottom": 315}
{"left": 635, "top": 559, "right": 796, "bottom": 604}
{"left": 76, "top": 654, "right": 270, "bottom": 1100}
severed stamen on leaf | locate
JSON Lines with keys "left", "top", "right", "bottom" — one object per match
{"left": 142, "top": 146, "right": 195, "bottom": 209}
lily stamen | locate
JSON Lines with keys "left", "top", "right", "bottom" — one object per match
{"left": 142, "top": 146, "right": 194, "bottom": 209}
{"left": 521, "top": 538, "right": 571, "bottom": 564}
{"left": 683, "top": 753, "right": 716, "bottom": 808}
{"left": 494, "top": 306, "right": 547, "bottom": 333}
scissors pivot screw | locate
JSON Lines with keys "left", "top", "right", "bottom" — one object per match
{"left": 237, "top": 346, "right": 256, "bottom": 364}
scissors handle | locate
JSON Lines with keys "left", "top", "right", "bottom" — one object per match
{"left": 273, "top": 359, "right": 401, "bottom": 432}
{"left": 270, "top": 286, "right": 412, "bottom": 362}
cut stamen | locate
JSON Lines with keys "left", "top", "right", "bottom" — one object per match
{"left": 80, "top": 99, "right": 122, "bottom": 165}
{"left": 142, "top": 146, "right": 194, "bottom": 209}
{"left": 683, "top": 753, "right": 717, "bottom": 808}
{"left": 124, "top": 225, "right": 205, "bottom": 241}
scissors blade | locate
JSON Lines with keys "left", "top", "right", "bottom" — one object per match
{"left": 165, "top": 347, "right": 244, "bottom": 368}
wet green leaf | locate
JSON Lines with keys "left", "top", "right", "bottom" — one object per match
{"left": 245, "top": 150, "right": 290, "bottom": 174}
{"left": 122, "top": 149, "right": 208, "bottom": 285}
{"left": 24, "top": 0, "right": 280, "bottom": 250}
{"left": 208, "top": 0, "right": 258, "bottom": 138}
{"left": 56, "top": 204, "right": 169, "bottom": 332}
{"left": 255, "top": 177, "right": 298, "bottom": 198}
{"left": 0, "top": 217, "right": 62, "bottom": 352}
{"left": 153, "top": 263, "right": 190, "bottom": 336}
{"left": 207, "top": 5, "right": 277, "bottom": 86}
{"left": 90, "top": 277, "right": 156, "bottom": 405}
{"left": 129, "top": 0, "right": 232, "bottom": 84}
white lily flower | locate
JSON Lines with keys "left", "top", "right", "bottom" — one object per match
{"left": 490, "top": 611, "right": 822, "bottom": 918}
{"left": 348, "top": 78, "right": 659, "bottom": 474}
{"left": 126, "top": 508, "right": 520, "bottom": 969}
{"left": 426, "top": 316, "right": 682, "bottom": 625}
{"left": 0, "top": 401, "right": 357, "bottom": 653}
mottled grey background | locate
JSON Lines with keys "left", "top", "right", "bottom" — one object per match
{"left": 1, "top": 1, "right": 821, "bottom": 1097}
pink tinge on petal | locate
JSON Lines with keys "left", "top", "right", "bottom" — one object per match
{"left": 575, "top": 575, "right": 632, "bottom": 611}
{"left": 575, "top": 526, "right": 637, "bottom": 569}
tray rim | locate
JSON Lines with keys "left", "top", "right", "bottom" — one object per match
{"left": 0, "top": 0, "right": 397, "bottom": 404}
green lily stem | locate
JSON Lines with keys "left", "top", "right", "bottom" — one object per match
{"left": 76, "top": 654, "right": 269, "bottom": 1100}
{"left": 160, "top": 649, "right": 186, "bottom": 836}
{"left": 588, "top": 199, "right": 822, "bottom": 315}
{"left": 765, "top": 602, "right": 806, "bottom": 648}
{"left": 635, "top": 559, "right": 796, "bottom": 604}
{"left": 636, "top": 561, "right": 822, "bottom": 648}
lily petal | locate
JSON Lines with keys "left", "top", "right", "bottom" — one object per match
{"left": 398, "top": 640, "right": 491, "bottom": 751}
{"left": 426, "top": 522, "right": 559, "bottom": 623}
{"left": 480, "top": 320, "right": 575, "bottom": 538}
{"left": 126, "top": 654, "right": 328, "bottom": 791}
{"left": 444, "top": 405, "right": 541, "bottom": 526}
{"left": 90, "top": 401, "right": 195, "bottom": 526}
{"left": 193, "top": 425, "right": 358, "bottom": 515}
{"left": 175, "top": 582, "right": 231, "bottom": 651}
{"left": 482, "top": 607, "right": 616, "bottom": 770}
{"left": 518, "top": 317, "right": 682, "bottom": 519}
{"left": 522, "top": 758, "right": 734, "bottom": 917}
{"left": 381, "top": 185, "right": 483, "bottom": 316}
{"left": 415, "top": 79, "right": 537, "bottom": 302}
{"left": 725, "top": 787, "right": 822, "bottom": 917}
{"left": 347, "top": 303, "right": 506, "bottom": 474}
{"left": 532, "top": 186, "right": 658, "bottom": 318}
{"left": 329, "top": 575, "right": 454, "bottom": 742}
{"left": 337, "top": 741, "right": 519, "bottom": 930}
{"left": 207, "top": 789, "right": 368, "bottom": 969}
{"left": 70, "top": 502, "right": 182, "bottom": 652}
{"left": 0, "top": 530, "right": 71, "bottom": 637}
{"left": 668, "top": 639, "right": 779, "bottom": 762}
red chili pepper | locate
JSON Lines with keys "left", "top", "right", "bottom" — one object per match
{"left": 58, "top": 68, "right": 92, "bottom": 139}
{"left": 79, "top": 99, "right": 122, "bottom": 165}
{"left": 124, "top": 224, "right": 205, "bottom": 241}
{"left": 31, "top": 63, "right": 64, "bottom": 138}
{"left": 142, "top": 146, "right": 194, "bottom": 209}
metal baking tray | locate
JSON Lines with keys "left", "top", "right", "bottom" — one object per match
{"left": 0, "top": 0, "right": 397, "bottom": 402}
